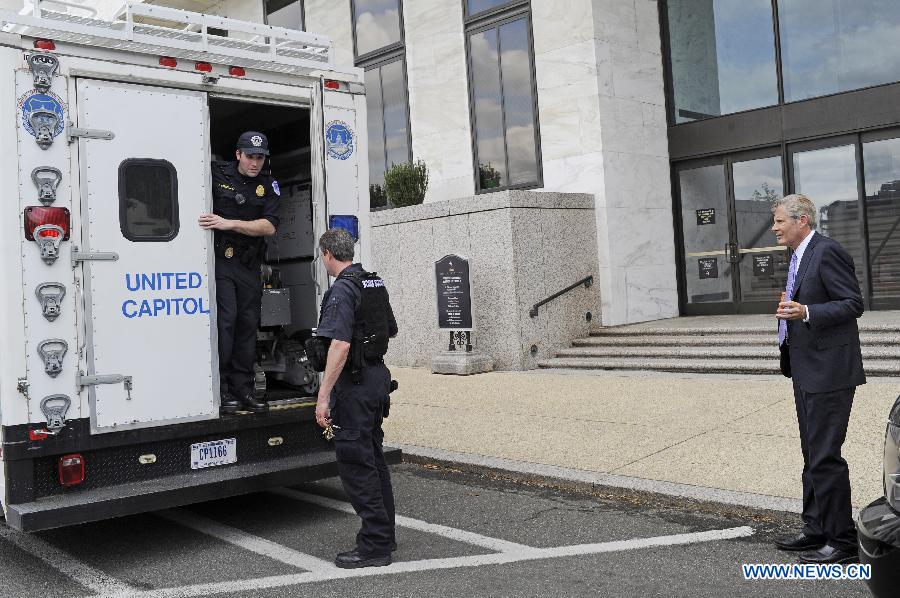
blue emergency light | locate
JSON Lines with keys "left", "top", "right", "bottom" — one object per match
{"left": 329, "top": 215, "right": 359, "bottom": 241}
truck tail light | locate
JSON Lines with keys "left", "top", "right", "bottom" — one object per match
{"left": 229, "top": 66, "right": 245, "bottom": 77}
{"left": 29, "top": 428, "right": 50, "bottom": 441}
{"left": 24, "top": 206, "right": 70, "bottom": 241}
{"left": 195, "top": 62, "right": 212, "bottom": 72}
{"left": 323, "top": 79, "right": 342, "bottom": 90}
{"left": 58, "top": 454, "right": 85, "bottom": 487}
{"left": 34, "top": 39, "right": 56, "bottom": 51}
{"left": 159, "top": 56, "right": 177, "bottom": 68}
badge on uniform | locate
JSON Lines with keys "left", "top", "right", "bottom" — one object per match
{"left": 224, "top": 246, "right": 234, "bottom": 259}
{"left": 256, "top": 185, "right": 265, "bottom": 197}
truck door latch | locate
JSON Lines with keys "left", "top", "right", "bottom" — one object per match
{"left": 71, "top": 246, "right": 119, "bottom": 268}
{"left": 37, "top": 339, "right": 67, "bottom": 378}
{"left": 28, "top": 53, "right": 58, "bottom": 90}
{"left": 35, "top": 282, "right": 66, "bottom": 321}
{"left": 78, "top": 373, "right": 134, "bottom": 400}
{"left": 67, "top": 126, "right": 115, "bottom": 143}
{"left": 32, "top": 166, "right": 62, "bottom": 205}
{"left": 40, "top": 394, "right": 70, "bottom": 434}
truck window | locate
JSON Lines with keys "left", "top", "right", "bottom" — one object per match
{"left": 118, "top": 158, "right": 179, "bottom": 242}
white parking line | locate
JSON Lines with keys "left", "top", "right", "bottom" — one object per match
{"left": 271, "top": 488, "right": 533, "bottom": 553}
{"left": 93, "top": 525, "right": 755, "bottom": 598}
{"left": 0, "top": 524, "right": 137, "bottom": 595}
{"left": 156, "top": 509, "right": 338, "bottom": 573}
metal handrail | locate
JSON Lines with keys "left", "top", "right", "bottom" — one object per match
{"left": 529, "top": 276, "right": 593, "bottom": 318}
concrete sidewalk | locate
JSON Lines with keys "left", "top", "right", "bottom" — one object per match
{"left": 382, "top": 367, "right": 899, "bottom": 511}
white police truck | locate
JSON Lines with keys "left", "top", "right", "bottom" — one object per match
{"left": 0, "top": 0, "right": 391, "bottom": 531}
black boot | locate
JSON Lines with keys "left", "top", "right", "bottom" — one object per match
{"left": 240, "top": 392, "right": 268, "bottom": 413}
{"left": 220, "top": 390, "right": 240, "bottom": 415}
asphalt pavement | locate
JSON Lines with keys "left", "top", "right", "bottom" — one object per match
{"left": 0, "top": 463, "right": 873, "bottom": 597}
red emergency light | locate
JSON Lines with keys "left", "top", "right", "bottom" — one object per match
{"left": 28, "top": 428, "right": 50, "bottom": 441}
{"left": 24, "top": 206, "right": 70, "bottom": 241}
{"left": 159, "top": 56, "right": 177, "bottom": 68}
{"left": 229, "top": 66, "right": 246, "bottom": 77}
{"left": 34, "top": 39, "right": 56, "bottom": 51}
{"left": 58, "top": 454, "right": 85, "bottom": 487}
{"left": 323, "top": 79, "right": 341, "bottom": 90}
{"left": 195, "top": 61, "right": 213, "bottom": 72}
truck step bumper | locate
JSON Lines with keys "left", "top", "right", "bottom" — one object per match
{"left": 6, "top": 446, "right": 402, "bottom": 532}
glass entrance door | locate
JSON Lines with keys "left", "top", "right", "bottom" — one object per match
{"left": 677, "top": 152, "right": 785, "bottom": 314}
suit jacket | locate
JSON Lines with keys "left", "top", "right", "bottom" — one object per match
{"left": 779, "top": 232, "right": 866, "bottom": 393}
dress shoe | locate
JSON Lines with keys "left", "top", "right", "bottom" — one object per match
{"left": 240, "top": 393, "right": 268, "bottom": 413}
{"left": 799, "top": 544, "right": 858, "bottom": 564}
{"left": 220, "top": 391, "right": 241, "bottom": 415}
{"left": 774, "top": 532, "right": 826, "bottom": 552}
{"left": 334, "top": 548, "right": 391, "bottom": 569}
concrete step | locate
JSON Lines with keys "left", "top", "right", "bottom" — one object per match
{"left": 556, "top": 345, "right": 900, "bottom": 359}
{"left": 575, "top": 334, "right": 900, "bottom": 347}
{"left": 537, "top": 356, "right": 900, "bottom": 376}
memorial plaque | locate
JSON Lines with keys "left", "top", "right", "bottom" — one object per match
{"left": 696, "top": 208, "right": 716, "bottom": 226}
{"left": 435, "top": 255, "right": 473, "bottom": 330}
{"left": 753, "top": 254, "right": 774, "bottom": 276}
{"left": 698, "top": 257, "right": 718, "bottom": 279}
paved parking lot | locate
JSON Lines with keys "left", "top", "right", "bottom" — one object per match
{"left": 0, "top": 463, "right": 872, "bottom": 597}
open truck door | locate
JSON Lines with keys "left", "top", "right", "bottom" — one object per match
{"left": 74, "top": 79, "right": 218, "bottom": 433}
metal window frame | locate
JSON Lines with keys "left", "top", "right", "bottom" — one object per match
{"left": 350, "top": 0, "right": 405, "bottom": 62}
{"left": 263, "top": 0, "right": 305, "bottom": 31}
{"left": 117, "top": 158, "right": 180, "bottom": 243}
{"left": 464, "top": 4, "right": 542, "bottom": 195}
{"left": 463, "top": 0, "right": 529, "bottom": 23}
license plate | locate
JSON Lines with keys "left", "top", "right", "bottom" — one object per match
{"left": 190, "top": 438, "right": 236, "bottom": 470}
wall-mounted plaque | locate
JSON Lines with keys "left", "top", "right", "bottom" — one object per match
{"left": 753, "top": 254, "right": 774, "bottom": 276}
{"left": 698, "top": 257, "right": 718, "bottom": 279}
{"left": 696, "top": 208, "right": 716, "bottom": 225}
{"left": 435, "top": 255, "right": 473, "bottom": 330}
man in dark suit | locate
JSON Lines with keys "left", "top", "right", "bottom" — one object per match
{"left": 771, "top": 194, "right": 865, "bottom": 564}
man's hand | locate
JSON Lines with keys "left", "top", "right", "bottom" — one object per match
{"left": 315, "top": 397, "right": 330, "bottom": 429}
{"left": 776, "top": 300, "right": 806, "bottom": 321}
{"left": 198, "top": 213, "right": 232, "bottom": 231}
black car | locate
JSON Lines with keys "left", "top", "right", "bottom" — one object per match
{"left": 857, "top": 394, "right": 900, "bottom": 597}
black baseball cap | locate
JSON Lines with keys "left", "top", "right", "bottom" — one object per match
{"left": 236, "top": 131, "right": 269, "bottom": 156}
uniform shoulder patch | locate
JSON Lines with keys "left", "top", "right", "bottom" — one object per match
{"left": 272, "top": 180, "right": 281, "bottom": 196}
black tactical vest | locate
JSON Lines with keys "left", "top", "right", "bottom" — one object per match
{"left": 338, "top": 269, "right": 392, "bottom": 360}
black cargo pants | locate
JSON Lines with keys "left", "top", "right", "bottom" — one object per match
{"left": 216, "top": 256, "right": 261, "bottom": 398}
{"left": 330, "top": 363, "right": 395, "bottom": 556}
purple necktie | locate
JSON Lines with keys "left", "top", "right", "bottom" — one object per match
{"left": 778, "top": 252, "right": 798, "bottom": 345}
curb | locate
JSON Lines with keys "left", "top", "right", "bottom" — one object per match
{"left": 394, "top": 444, "right": 812, "bottom": 518}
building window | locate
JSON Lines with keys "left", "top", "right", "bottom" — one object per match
{"left": 265, "top": 0, "right": 304, "bottom": 30}
{"left": 465, "top": 0, "right": 519, "bottom": 18}
{"left": 778, "top": 0, "right": 900, "bottom": 102}
{"left": 119, "top": 159, "right": 179, "bottom": 242}
{"left": 351, "top": 0, "right": 402, "bottom": 59}
{"left": 466, "top": 2, "right": 541, "bottom": 192}
{"left": 352, "top": 0, "right": 411, "bottom": 210}
{"left": 365, "top": 59, "right": 411, "bottom": 209}
{"left": 665, "top": 0, "right": 779, "bottom": 123}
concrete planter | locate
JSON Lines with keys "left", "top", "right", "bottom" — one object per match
{"left": 370, "top": 190, "right": 600, "bottom": 370}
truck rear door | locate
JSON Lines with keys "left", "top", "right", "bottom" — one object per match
{"left": 75, "top": 79, "right": 217, "bottom": 433}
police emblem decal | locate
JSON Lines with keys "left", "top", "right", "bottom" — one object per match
{"left": 256, "top": 185, "right": 265, "bottom": 197}
{"left": 18, "top": 90, "right": 66, "bottom": 139}
{"left": 251, "top": 135, "right": 263, "bottom": 147}
{"left": 224, "top": 247, "right": 234, "bottom": 259}
{"left": 272, "top": 180, "right": 281, "bottom": 196}
{"left": 325, "top": 120, "right": 354, "bottom": 160}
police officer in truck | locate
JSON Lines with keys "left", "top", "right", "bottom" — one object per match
{"left": 312, "top": 227, "right": 398, "bottom": 568}
{"left": 199, "top": 131, "right": 280, "bottom": 415}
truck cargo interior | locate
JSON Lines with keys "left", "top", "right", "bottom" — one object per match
{"left": 208, "top": 98, "right": 319, "bottom": 403}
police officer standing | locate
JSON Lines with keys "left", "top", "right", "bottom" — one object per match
{"left": 199, "top": 131, "right": 280, "bottom": 415}
{"left": 314, "top": 228, "right": 398, "bottom": 568}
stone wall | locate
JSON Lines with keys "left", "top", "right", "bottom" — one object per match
{"left": 370, "top": 191, "right": 600, "bottom": 371}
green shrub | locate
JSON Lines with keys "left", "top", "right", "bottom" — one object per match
{"left": 369, "top": 183, "right": 387, "bottom": 209}
{"left": 384, "top": 159, "right": 429, "bottom": 208}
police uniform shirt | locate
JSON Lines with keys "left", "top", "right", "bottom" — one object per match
{"left": 211, "top": 161, "right": 281, "bottom": 237}
{"left": 316, "top": 264, "right": 365, "bottom": 343}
